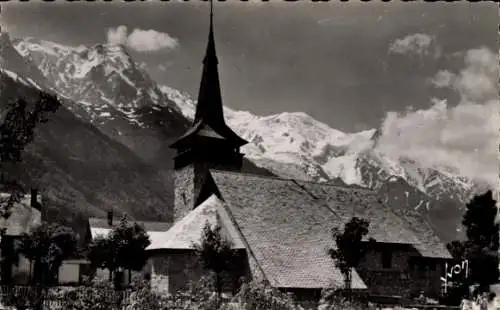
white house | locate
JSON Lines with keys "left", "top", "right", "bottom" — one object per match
{"left": 88, "top": 212, "right": 171, "bottom": 284}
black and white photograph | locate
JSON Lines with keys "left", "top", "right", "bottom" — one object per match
{"left": 0, "top": 1, "right": 497, "bottom": 309}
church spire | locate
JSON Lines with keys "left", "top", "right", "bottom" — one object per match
{"left": 170, "top": 0, "right": 247, "bottom": 153}
{"left": 202, "top": 0, "right": 216, "bottom": 67}
{"left": 171, "top": 0, "right": 248, "bottom": 219}
{"left": 194, "top": 0, "right": 223, "bottom": 129}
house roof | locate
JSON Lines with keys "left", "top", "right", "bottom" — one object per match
{"left": 293, "top": 180, "right": 451, "bottom": 258}
{"left": 146, "top": 194, "right": 245, "bottom": 250}
{"left": 209, "top": 171, "right": 370, "bottom": 289}
{"left": 88, "top": 217, "right": 171, "bottom": 239}
{"left": 207, "top": 170, "right": 451, "bottom": 289}
{"left": 0, "top": 193, "right": 41, "bottom": 236}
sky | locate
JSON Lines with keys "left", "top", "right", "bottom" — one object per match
{"left": 0, "top": 1, "right": 498, "bottom": 186}
{"left": 0, "top": 1, "right": 495, "bottom": 132}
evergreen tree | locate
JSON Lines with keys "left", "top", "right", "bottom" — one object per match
{"left": 329, "top": 217, "right": 374, "bottom": 293}
{"left": 15, "top": 222, "right": 78, "bottom": 310}
{"left": 462, "top": 190, "right": 499, "bottom": 293}
{"left": 87, "top": 235, "right": 116, "bottom": 281}
{"left": 86, "top": 215, "right": 151, "bottom": 287}
{"left": 19, "top": 222, "right": 78, "bottom": 286}
{"left": 194, "top": 221, "right": 235, "bottom": 307}
{"left": 110, "top": 215, "right": 151, "bottom": 285}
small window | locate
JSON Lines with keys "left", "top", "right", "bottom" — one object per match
{"left": 381, "top": 251, "right": 392, "bottom": 269}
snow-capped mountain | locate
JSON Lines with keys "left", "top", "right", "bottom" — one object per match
{"left": 12, "top": 37, "right": 270, "bottom": 175}
{"left": 0, "top": 33, "right": 186, "bottom": 224}
{"left": 161, "top": 86, "right": 477, "bottom": 202}
{"left": 10, "top": 37, "right": 483, "bottom": 241}
{"left": 161, "top": 85, "right": 484, "bottom": 241}
{"left": 14, "top": 37, "right": 190, "bottom": 165}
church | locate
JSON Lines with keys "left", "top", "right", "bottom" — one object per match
{"left": 145, "top": 6, "right": 452, "bottom": 305}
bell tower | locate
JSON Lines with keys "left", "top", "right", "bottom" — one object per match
{"left": 170, "top": 0, "right": 248, "bottom": 223}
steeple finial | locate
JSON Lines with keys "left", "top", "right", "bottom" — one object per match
{"left": 196, "top": 0, "right": 222, "bottom": 124}
{"left": 169, "top": 0, "right": 248, "bottom": 153}
{"left": 204, "top": 0, "right": 217, "bottom": 66}
{"left": 210, "top": 0, "right": 213, "bottom": 20}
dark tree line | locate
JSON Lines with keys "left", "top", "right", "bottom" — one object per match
{"left": 446, "top": 190, "right": 499, "bottom": 301}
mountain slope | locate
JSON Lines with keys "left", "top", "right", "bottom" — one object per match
{"left": 13, "top": 37, "right": 271, "bottom": 178}
{"left": 0, "top": 36, "right": 175, "bottom": 224}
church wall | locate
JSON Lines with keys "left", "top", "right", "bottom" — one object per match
{"left": 174, "top": 165, "right": 195, "bottom": 223}
{"left": 149, "top": 250, "right": 250, "bottom": 296}
{"left": 174, "top": 162, "right": 216, "bottom": 223}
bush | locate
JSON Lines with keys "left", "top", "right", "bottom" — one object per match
{"left": 126, "top": 276, "right": 219, "bottom": 310}
{"left": 54, "top": 280, "right": 119, "bottom": 310}
{"left": 317, "top": 289, "right": 367, "bottom": 310}
{"left": 0, "top": 278, "right": 388, "bottom": 310}
{"left": 232, "top": 281, "right": 299, "bottom": 310}
{"left": 126, "top": 280, "right": 164, "bottom": 310}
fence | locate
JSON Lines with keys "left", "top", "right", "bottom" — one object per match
{"left": 0, "top": 285, "right": 133, "bottom": 310}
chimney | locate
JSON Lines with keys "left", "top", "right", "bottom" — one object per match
{"left": 30, "top": 188, "right": 38, "bottom": 208}
{"left": 107, "top": 210, "right": 113, "bottom": 227}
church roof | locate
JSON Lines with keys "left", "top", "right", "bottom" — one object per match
{"left": 206, "top": 171, "right": 451, "bottom": 289}
{"left": 171, "top": 120, "right": 246, "bottom": 150}
{"left": 294, "top": 181, "right": 451, "bottom": 258}
{"left": 146, "top": 195, "right": 245, "bottom": 251}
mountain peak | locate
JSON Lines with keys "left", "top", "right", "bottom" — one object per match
{"left": 15, "top": 37, "right": 82, "bottom": 58}
{"left": 91, "top": 43, "right": 129, "bottom": 57}
{"left": 370, "top": 128, "right": 382, "bottom": 144}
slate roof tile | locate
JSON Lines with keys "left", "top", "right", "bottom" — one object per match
{"left": 210, "top": 171, "right": 367, "bottom": 289}
{"left": 209, "top": 171, "right": 451, "bottom": 289}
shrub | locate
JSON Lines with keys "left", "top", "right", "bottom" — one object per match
{"left": 317, "top": 289, "right": 367, "bottom": 310}
{"left": 54, "top": 279, "right": 119, "bottom": 310}
{"left": 126, "top": 280, "right": 164, "bottom": 310}
{"left": 232, "top": 281, "right": 298, "bottom": 310}
{"left": 126, "top": 276, "right": 219, "bottom": 310}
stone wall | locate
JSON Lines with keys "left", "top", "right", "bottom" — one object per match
{"left": 357, "top": 246, "right": 445, "bottom": 298}
{"left": 173, "top": 163, "right": 215, "bottom": 223}
{"left": 173, "top": 165, "right": 195, "bottom": 223}
{"left": 149, "top": 250, "right": 250, "bottom": 296}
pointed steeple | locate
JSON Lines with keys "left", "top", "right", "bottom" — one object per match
{"left": 194, "top": 0, "right": 224, "bottom": 128}
{"left": 170, "top": 0, "right": 247, "bottom": 155}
